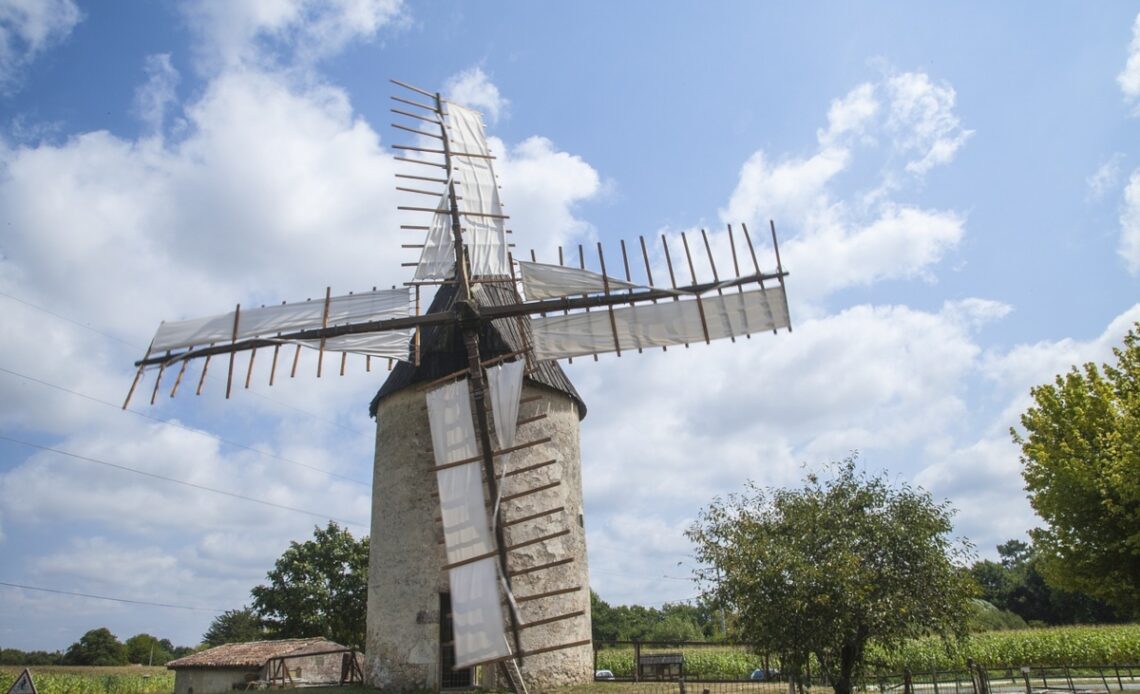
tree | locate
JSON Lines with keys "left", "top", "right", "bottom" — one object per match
{"left": 687, "top": 458, "right": 974, "bottom": 694}
{"left": 203, "top": 607, "right": 267, "bottom": 647}
{"left": 63, "top": 627, "right": 128, "bottom": 665}
{"left": 1012, "top": 323, "right": 1140, "bottom": 617}
{"left": 251, "top": 522, "right": 369, "bottom": 649}
{"left": 970, "top": 540, "right": 1121, "bottom": 626}
{"left": 125, "top": 633, "right": 172, "bottom": 665}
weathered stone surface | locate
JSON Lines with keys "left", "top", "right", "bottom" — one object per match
{"left": 366, "top": 382, "right": 592, "bottom": 691}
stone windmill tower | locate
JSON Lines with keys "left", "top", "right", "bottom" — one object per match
{"left": 126, "top": 78, "right": 792, "bottom": 693}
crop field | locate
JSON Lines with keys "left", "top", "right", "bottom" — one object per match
{"left": 0, "top": 666, "right": 174, "bottom": 694}
{"left": 596, "top": 624, "right": 1140, "bottom": 680}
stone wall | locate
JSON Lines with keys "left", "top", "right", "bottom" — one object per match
{"left": 365, "top": 381, "right": 592, "bottom": 691}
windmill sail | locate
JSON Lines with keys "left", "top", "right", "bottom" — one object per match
{"left": 412, "top": 103, "right": 509, "bottom": 281}
{"left": 149, "top": 289, "right": 413, "bottom": 356}
{"left": 426, "top": 378, "right": 512, "bottom": 667}
{"left": 530, "top": 284, "right": 790, "bottom": 360}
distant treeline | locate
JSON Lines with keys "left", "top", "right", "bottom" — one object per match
{"left": 1, "top": 629, "right": 194, "bottom": 666}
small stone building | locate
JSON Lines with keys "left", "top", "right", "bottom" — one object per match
{"left": 167, "top": 638, "right": 358, "bottom": 694}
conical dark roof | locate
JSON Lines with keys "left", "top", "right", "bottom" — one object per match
{"left": 369, "top": 282, "right": 585, "bottom": 419}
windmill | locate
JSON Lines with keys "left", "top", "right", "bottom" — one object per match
{"left": 125, "top": 78, "right": 792, "bottom": 692}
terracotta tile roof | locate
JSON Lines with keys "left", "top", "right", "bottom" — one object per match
{"left": 167, "top": 638, "right": 343, "bottom": 670}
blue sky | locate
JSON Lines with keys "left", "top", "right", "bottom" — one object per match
{"left": 2, "top": 1, "right": 1139, "bottom": 652}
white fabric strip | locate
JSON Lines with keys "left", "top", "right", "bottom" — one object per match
{"left": 449, "top": 557, "right": 511, "bottom": 668}
{"left": 425, "top": 380, "right": 511, "bottom": 666}
{"left": 529, "top": 285, "right": 791, "bottom": 360}
{"left": 485, "top": 360, "right": 526, "bottom": 527}
{"left": 278, "top": 330, "right": 414, "bottom": 360}
{"left": 427, "top": 380, "right": 495, "bottom": 563}
{"left": 518, "top": 261, "right": 640, "bottom": 300}
{"left": 447, "top": 104, "right": 509, "bottom": 277}
{"left": 413, "top": 193, "right": 455, "bottom": 281}
{"left": 151, "top": 289, "right": 412, "bottom": 352}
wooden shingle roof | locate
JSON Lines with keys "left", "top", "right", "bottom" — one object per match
{"left": 166, "top": 638, "right": 341, "bottom": 670}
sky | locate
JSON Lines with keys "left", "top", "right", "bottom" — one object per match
{"left": 1, "top": 0, "right": 1139, "bottom": 652}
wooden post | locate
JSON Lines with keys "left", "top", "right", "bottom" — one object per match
{"left": 680, "top": 232, "right": 711, "bottom": 344}
{"left": 317, "top": 287, "right": 332, "bottom": 377}
{"left": 225, "top": 304, "right": 240, "bottom": 399}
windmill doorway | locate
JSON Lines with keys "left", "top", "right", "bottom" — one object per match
{"left": 440, "top": 592, "right": 474, "bottom": 689}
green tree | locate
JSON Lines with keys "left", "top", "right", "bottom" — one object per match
{"left": 1012, "top": 324, "right": 1140, "bottom": 617}
{"left": 687, "top": 458, "right": 974, "bottom": 694}
{"left": 63, "top": 627, "right": 128, "bottom": 665}
{"left": 124, "top": 633, "right": 171, "bottom": 665}
{"left": 251, "top": 522, "right": 369, "bottom": 649}
{"left": 203, "top": 607, "right": 267, "bottom": 646}
{"left": 970, "top": 540, "right": 1120, "bottom": 626}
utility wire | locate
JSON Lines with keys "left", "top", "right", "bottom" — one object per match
{"left": 0, "top": 581, "right": 226, "bottom": 613}
{"left": 0, "top": 434, "right": 367, "bottom": 528}
{"left": 0, "top": 366, "right": 369, "bottom": 486}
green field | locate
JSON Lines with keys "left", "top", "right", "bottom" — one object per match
{"left": 0, "top": 666, "right": 174, "bottom": 694}
{"left": 596, "top": 624, "right": 1140, "bottom": 680}
{"left": 3, "top": 625, "right": 1138, "bottom": 693}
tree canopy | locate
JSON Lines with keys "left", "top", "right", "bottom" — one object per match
{"left": 968, "top": 540, "right": 1121, "bottom": 626}
{"left": 63, "top": 627, "right": 128, "bottom": 666}
{"left": 250, "top": 521, "right": 369, "bottom": 649}
{"left": 202, "top": 607, "right": 267, "bottom": 647}
{"left": 687, "top": 458, "right": 974, "bottom": 694}
{"left": 1013, "top": 323, "right": 1140, "bottom": 618}
{"left": 590, "top": 591, "right": 722, "bottom": 643}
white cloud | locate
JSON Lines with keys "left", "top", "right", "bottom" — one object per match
{"left": 133, "top": 54, "right": 181, "bottom": 135}
{"left": 0, "top": 0, "right": 81, "bottom": 93}
{"left": 722, "top": 147, "right": 848, "bottom": 226}
{"left": 1087, "top": 153, "right": 1124, "bottom": 201}
{"left": 181, "top": 0, "right": 403, "bottom": 73}
{"left": 720, "top": 71, "right": 969, "bottom": 311}
{"left": 818, "top": 82, "right": 879, "bottom": 147}
{"left": 783, "top": 204, "right": 964, "bottom": 303}
{"left": 1119, "top": 12, "right": 1140, "bottom": 113}
{"left": 1120, "top": 168, "right": 1140, "bottom": 274}
{"left": 445, "top": 66, "right": 508, "bottom": 124}
{"left": 494, "top": 134, "right": 602, "bottom": 260}
{"left": 885, "top": 72, "right": 973, "bottom": 176}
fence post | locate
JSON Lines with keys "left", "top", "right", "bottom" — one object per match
{"left": 1113, "top": 664, "right": 1124, "bottom": 691}
{"left": 1020, "top": 667, "right": 1031, "bottom": 694}
{"left": 633, "top": 640, "right": 641, "bottom": 683}
{"left": 904, "top": 668, "right": 913, "bottom": 694}
{"left": 932, "top": 668, "right": 941, "bottom": 694}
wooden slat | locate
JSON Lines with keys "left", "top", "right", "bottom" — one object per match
{"left": 508, "top": 556, "right": 573, "bottom": 577}
{"left": 502, "top": 505, "right": 563, "bottom": 528}
{"left": 518, "top": 610, "right": 586, "bottom": 630}
{"left": 515, "top": 586, "right": 581, "bottom": 603}
{"left": 505, "top": 528, "right": 569, "bottom": 552}
{"left": 500, "top": 480, "right": 560, "bottom": 504}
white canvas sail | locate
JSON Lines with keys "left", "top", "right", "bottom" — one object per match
{"left": 529, "top": 285, "right": 791, "bottom": 360}
{"left": 150, "top": 289, "right": 413, "bottom": 359}
{"left": 426, "top": 379, "right": 512, "bottom": 668}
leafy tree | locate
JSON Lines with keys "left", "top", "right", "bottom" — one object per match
{"left": 202, "top": 607, "right": 267, "bottom": 646}
{"left": 1012, "top": 324, "right": 1140, "bottom": 617}
{"left": 970, "top": 540, "right": 1121, "bottom": 625}
{"left": 63, "top": 627, "right": 128, "bottom": 665}
{"left": 125, "top": 633, "right": 172, "bottom": 665}
{"left": 251, "top": 522, "right": 368, "bottom": 649}
{"left": 687, "top": 458, "right": 974, "bottom": 694}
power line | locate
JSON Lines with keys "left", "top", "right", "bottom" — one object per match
{"left": 0, "top": 580, "right": 226, "bottom": 613}
{"left": 0, "top": 434, "right": 367, "bottom": 528}
{"left": 0, "top": 366, "right": 369, "bottom": 487}
{"left": 0, "top": 290, "right": 136, "bottom": 347}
